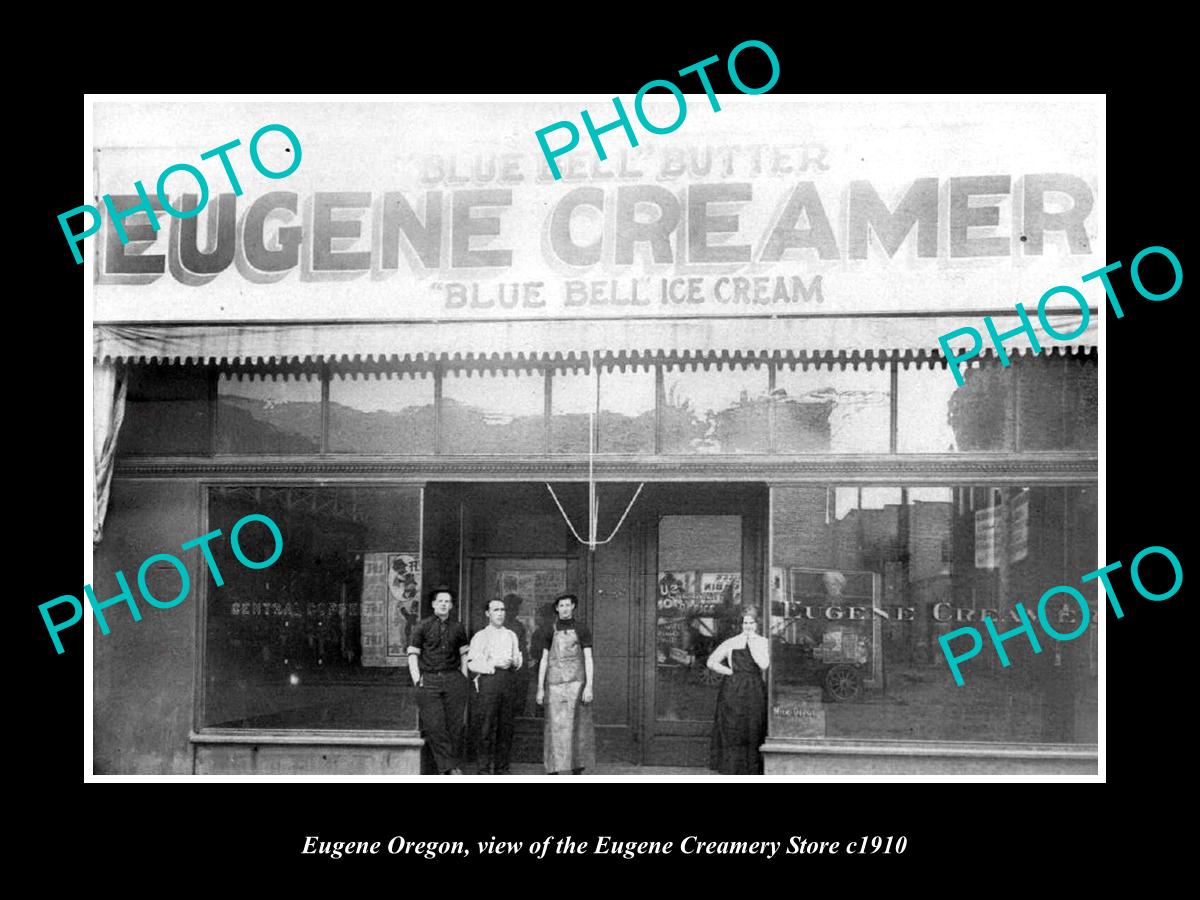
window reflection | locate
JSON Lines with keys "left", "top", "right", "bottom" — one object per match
{"left": 123, "top": 350, "right": 1098, "bottom": 459}
{"left": 549, "top": 368, "right": 593, "bottom": 454}
{"left": 551, "top": 367, "right": 657, "bottom": 454}
{"left": 600, "top": 367, "right": 656, "bottom": 453}
{"left": 662, "top": 362, "right": 769, "bottom": 454}
{"left": 440, "top": 368, "right": 545, "bottom": 455}
{"left": 657, "top": 516, "right": 743, "bottom": 723}
{"left": 217, "top": 373, "right": 321, "bottom": 454}
{"left": 769, "top": 485, "right": 1097, "bottom": 743}
{"left": 898, "top": 362, "right": 1015, "bottom": 452}
{"left": 329, "top": 372, "right": 435, "bottom": 454}
{"left": 204, "top": 486, "right": 422, "bottom": 730}
{"left": 774, "top": 364, "right": 889, "bottom": 453}
{"left": 900, "top": 355, "right": 1095, "bottom": 453}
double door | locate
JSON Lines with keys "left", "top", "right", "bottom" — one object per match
{"left": 459, "top": 482, "right": 765, "bottom": 767}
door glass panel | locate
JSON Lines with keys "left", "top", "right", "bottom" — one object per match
{"left": 656, "top": 516, "right": 742, "bottom": 722}
{"left": 483, "top": 558, "right": 568, "bottom": 722}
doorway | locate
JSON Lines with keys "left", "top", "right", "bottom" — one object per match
{"left": 423, "top": 481, "right": 766, "bottom": 769}
{"left": 636, "top": 485, "right": 765, "bottom": 766}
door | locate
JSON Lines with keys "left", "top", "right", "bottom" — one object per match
{"left": 639, "top": 488, "right": 765, "bottom": 766}
{"left": 477, "top": 557, "right": 570, "bottom": 713}
{"left": 451, "top": 482, "right": 589, "bottom": 765}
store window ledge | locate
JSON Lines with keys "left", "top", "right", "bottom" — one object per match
{"left": 762, "top": 738, "right": 1096, "bottom": 776}
{"left": 191, "top": 729, "right": 423, "bottom": 746}
{"left": 189, "top": 730, "right": 424, "bottom": 775}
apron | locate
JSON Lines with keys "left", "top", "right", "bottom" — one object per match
{"left": 544, "top": 625, "right": 596, "bottom": 773}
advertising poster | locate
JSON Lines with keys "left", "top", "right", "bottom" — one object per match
{"left": 657, "top": 570, "right": 742, "bottom": 666}
{"left": 361, "top": 552, "right": 419, "bottom": 667}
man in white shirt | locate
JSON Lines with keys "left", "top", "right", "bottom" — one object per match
{"left": 467, "top": 598, "right": 524, "bottom": 775}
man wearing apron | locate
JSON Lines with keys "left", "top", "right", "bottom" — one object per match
{"left": 535, "top": 593, "right": 596, "bottom": 775}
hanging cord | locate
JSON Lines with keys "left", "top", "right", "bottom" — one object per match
{"left": 547, "top": 353, "right": 644, "bottom": 550}
{"left": 547, "top": 482, "right": 644, "bottom": 550}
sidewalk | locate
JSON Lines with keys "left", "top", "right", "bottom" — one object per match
{"left": 506, "top": 764, "right": 706, "bottom": 776}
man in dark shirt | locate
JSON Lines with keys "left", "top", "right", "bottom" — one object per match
{"left": 407, "top": 587, "right": 470, "bottom": 775}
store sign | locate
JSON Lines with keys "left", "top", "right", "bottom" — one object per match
{"left": 93, "top": 102, "right": 1100, "bottom": 323}
{"left": 769, "top": 603, "right": 1085, "bottom": 626}
{"left": 62, "top": 123, "right": 302, "bottom": 265}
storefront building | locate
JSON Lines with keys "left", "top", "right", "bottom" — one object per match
{"left": 91, "top": 101, "right": 1100, "bottom": 775}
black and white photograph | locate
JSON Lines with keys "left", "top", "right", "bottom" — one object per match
{"left": 84, "top": 96, "right": 1104, "bottom": 780}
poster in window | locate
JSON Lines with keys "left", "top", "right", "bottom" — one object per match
{"left": 361, "top": 552, "right": 420, "bottom": 667}
{"left": 699, "top": 572, "right": 741, "bottom": 610}
{"left": 656, "top": 571, "right": 741, "bottom": 666}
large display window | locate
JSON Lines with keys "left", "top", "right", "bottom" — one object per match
{"left": 202, "top": 485, "right": 423, "bottom": 730}
{"left": 768, "top": 484, "right": 1097, "bottom": 744}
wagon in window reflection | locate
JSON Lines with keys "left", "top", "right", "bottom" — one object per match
{"left": 771, "top": 624, "right": 869, "bottom": 702}
{"left": 769, "top": 568, "right": 883, "bottom": 703}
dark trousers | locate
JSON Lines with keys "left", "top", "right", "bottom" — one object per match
{"left": 512, "top": 666, "right": 531, "bottom": 718}
{"left": 473, "top": 669, "right": 516, "bottom": 774}
{"left": 416, "top": 670, "right": 468, "bottom": 773}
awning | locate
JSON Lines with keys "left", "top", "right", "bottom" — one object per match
{"left": 93, "top": 314, "right": 1097, "bottom": 367}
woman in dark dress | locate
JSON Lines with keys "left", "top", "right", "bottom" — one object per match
{"left": 707, "top": 605, "right": 770, "bottom": 775}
